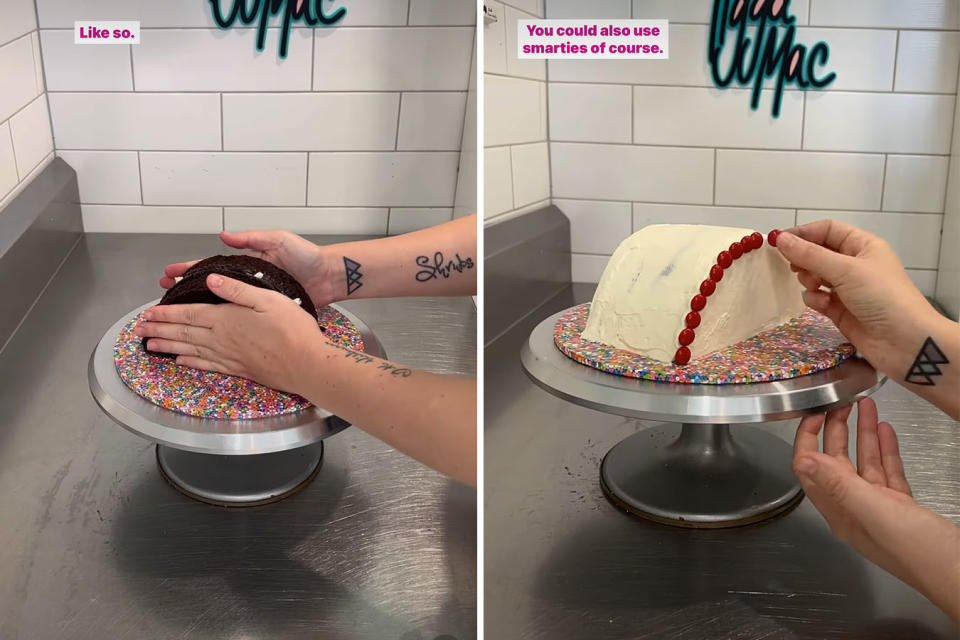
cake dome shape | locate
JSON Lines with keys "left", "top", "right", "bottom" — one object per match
{"left": 144, "top": 255, "right": 317, "bottom": 356}
{"left": 581, "top": 224, "right": 806, "bottom": 363}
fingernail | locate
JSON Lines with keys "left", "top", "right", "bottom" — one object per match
{"left": 777, "top": 232, "right": 796, "bottom": 247}
{"left": 142, "top": 309, "right": 153, "bottom": 320}
{"left": 795, "top": 456, "right": 817, "bottom": 477}
{"left": 208, "top": 274, "right": 223, "bottom": 287}
{"left": 133, "top": 325, "right": 144, "bottom": 336}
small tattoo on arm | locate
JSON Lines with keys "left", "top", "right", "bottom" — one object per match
{"left": 378, "top": 362, "right": 413, "bottom": 377}
{"left": 905, "top": 337, "right": 949, "bottom": 386}
{"left": 344, "top": 257, "right": 363, "bottom": 296}
{"left": 415, "top": 252, "right": 475, "bottom": 283}
{"left": 325, "top": 342, "right": 412, "bottom": 377}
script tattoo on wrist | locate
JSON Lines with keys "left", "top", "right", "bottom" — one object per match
{"left": 415, "top": 251, "right": 475, "bottom": 283}
{"left": 343, "top": 257, "right": 363, "bottom": 296}
{"left": 905, "top": 337, "right": 949, "bottom": 386}
{"left": 325, "top": 342, "right": 412, "bottom": 377}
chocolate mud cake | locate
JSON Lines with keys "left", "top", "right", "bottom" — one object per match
{"left": 144, "top": 255, "right": 318, "bottom": 355}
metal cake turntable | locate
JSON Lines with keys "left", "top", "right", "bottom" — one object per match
{"left": 89, "top": 300, "right": 385, "bottom": 506}
{"left": 521, "top": 307, "right": 885, "bottom": 528}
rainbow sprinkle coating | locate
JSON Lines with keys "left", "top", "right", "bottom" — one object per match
{"left": 554, "top": 304, "right": 855, "bottom": 384}
{"left": 114, "top": 307, "right": 365, "bottom": 419}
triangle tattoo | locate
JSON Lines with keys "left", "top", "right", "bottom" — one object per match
{"left": 905, "top": 337, "right": 949, "bottom": 386}
{"left": 344, "top": 257, "right": 363, "bottom": 296}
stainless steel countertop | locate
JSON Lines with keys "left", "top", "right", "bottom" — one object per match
{"left": 0, "top": 234, "right": 477, "bottom": 640}
{"left": 485, "top": 284, "right": 959, "bottom": 640}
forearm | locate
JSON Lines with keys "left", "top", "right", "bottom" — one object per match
{"left": 298, "top": 339, "right": 476, "bottom": 485}
{"left": 887, "top": 309, "right": 960, "bottom": 419}
{"left": 318, "top": 214, "right": 477, "bottom": 302}
{"left": 868, "top": 505, "right": 960, "bottom": 621}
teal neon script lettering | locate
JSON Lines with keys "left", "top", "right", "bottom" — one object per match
{"left": 208, "top": 0, "right": 347, "bottom": 58}
{"left": 708, "top": 0, "right": 836, "bottom": 117}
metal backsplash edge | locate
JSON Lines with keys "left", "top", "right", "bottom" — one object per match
{"left": 484, "top": 206, "right": 572, "bottom": 346}
{"left": 0, "top": 158, "right": 82, "bottom": 353}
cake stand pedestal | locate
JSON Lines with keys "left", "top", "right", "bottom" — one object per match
{"left": 89, "top": 301, "right": 386, "bottom": 507}
{"left": 521, "top": 308, "right": 884, "bottom": 528}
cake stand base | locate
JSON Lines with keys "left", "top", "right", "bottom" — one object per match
{"left": 600, "top": 424, "right": 803, "bottom": 528}
{"left": 156, "top": 442, "right": 324, "bottom": 507}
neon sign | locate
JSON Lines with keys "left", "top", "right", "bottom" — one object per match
{"left": 709, "top": 0, "right": 836, "bottom": 117}
{"left": 209, "top": 0, "right": 347, "bottom": 58}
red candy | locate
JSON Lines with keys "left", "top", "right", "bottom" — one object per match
{"left": 717, "top": 250, "right": 733, "bottom": 269}
{"left": 710, "top": 264, "right": 724, "bottom": 282}
{"left": 673, "top": 346, "right": 691, "bottom": 365}
{"left": 749, "top": 232, "right": 764, "bottom": 250}
{"left": 768, "top": 229, "right": 781, "bottom": 246}
{"left": 740, "top": 235, "right": 753, "bottom": 253}
{"left": 700, "top": 279, "right": 716, "bottom": 296}
{"left": 685, "top": 311, "right": 701, "bottom": 328}
{"left": 678, "top": 328, "right": 695, "bottom": 346}
{"left": 729, "top": 241, "right": 744, "bottom": 259}
{"left": 691, "top": 294, "right": 707, "bottom": 312}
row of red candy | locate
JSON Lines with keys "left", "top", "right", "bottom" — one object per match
{"left": 673, "top": 229, "right": 782, "bottom": 365}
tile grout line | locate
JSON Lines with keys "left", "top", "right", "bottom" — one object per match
{"left": 129, "top": 43, "right": 136, "bottom": 91}
{"left": 800, "top": 92, "right": 807, "bottom": 148}
{"left": 304, "top": 153, "right": 310, "bottom": 206}
{"left": 545, "top": 194, "right": 945, "bottom": 215}
{"left": 891, "top": 30, "right": 900, "bottom": 91}
{"left": 137, "top": 151, "right": 144, "bottom": 204}
{"left": 528, "top": 140, "right": 943, "bottom": 156}
{"left": 879, "top": 154, "right": 889, "bottom": 210}
{"left": 309, "top": 29, "right": 315, "bottom": 90}
{"left": 28, "top": 16, "right": 58, "bottom": 160}
{"left": 7, "top": 124, "right": 21, "bottom": 181}
{"left": 219, "top": 93, "right": 224, "bottom": 150}
{"left": 394, "top": 93, "right": 403, "bottom": 150}
{"left": 712, "top": 148, "right": 717, "bottom": 205}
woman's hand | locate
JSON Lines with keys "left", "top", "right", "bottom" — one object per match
{"left": 160, "top": 230, "right": 338, "bottom": 307}
{"left": 776, "top": 220, "right": 930, "bottom": 368}
{"left": 777, "top": 220, "right": 959, "bottom": 417}
{"left": 136, "top": 274, "right": 324, "bottom": 396}
{"left": 794, "top": 398, "right": 960, "bottom": 620}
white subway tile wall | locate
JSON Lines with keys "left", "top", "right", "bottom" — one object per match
{"left": 0, "top": 4, "right": 54, "bottom": 214}
{"left": 484, "top": 0, "right": 549, "bottom": 222}
{"left": 543, "top": 0, "right": 957, "bottom": 293}
{"left": 36, "top": 0, "right": 475, "bottom": 234}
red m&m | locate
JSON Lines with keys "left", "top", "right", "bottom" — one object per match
{"left": 700, "top": 279, "right": 716, "bottom": 296}
{"left": 729, "top": 241, "right": 744, "bottom": 259}
{"left": 674, "top": 347, "right": 691, "bottom": 365}
{"left": 710, "top": 264, "right": 724, "bottom": 282}
{"left": 685, "top": 312, "right": 701, "bottom": 328}
{"left": 768, "top": 229, "right": 782, "bottom": 246}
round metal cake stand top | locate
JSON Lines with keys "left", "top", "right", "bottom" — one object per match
{"left": 89, "top": 300, "right": 386, "bottom": 507}
{"left": 521, "top": 308, "right": 885, "bottom": 528}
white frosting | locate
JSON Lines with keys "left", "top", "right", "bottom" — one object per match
{"left": 293, "top": 298, "right": 301, "bottom": 306}
{"left": 582, "top": 224, "right": 806, "bottom": 361}
{"left": 254, "top": 272, "right": 264, "bottom": 279}
{"left": 174, "top": 276, "right": 183, "bottom": 283}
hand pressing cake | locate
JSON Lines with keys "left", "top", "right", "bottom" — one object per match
{"left": 582, "top": 225, "right": 805, "bottom": 365}
{"left": 144, "top": 255, "right": 317, "bottom": 355}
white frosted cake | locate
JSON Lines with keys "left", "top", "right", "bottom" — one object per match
{"left": 582, "top": 224, "right": 805, "bottom": 364}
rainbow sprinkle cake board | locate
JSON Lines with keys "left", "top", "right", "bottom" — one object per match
{"left": 554, "top": 304, "right": 854, "bottom": 385}
{"left": 114, "top": 306, "right": 364, "bottom": 420}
